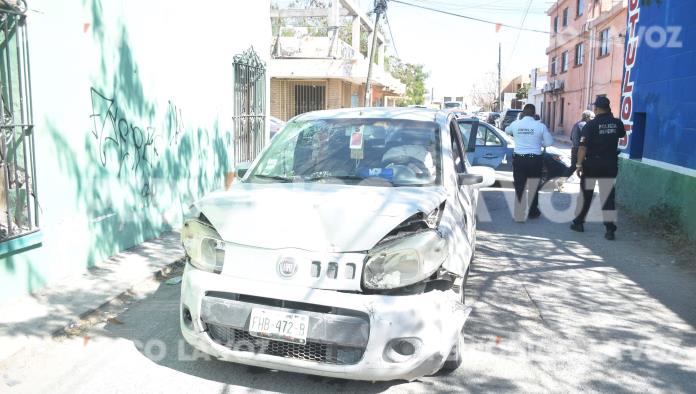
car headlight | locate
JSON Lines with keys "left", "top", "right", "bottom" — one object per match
{"left": 181, "top": 219, "right": 225, "bottom": 274}
{"left": 362, "top": 230, "right": 448, "bottom": 290}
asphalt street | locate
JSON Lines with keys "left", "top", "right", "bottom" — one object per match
{"left": 2, "top": 188, "right": 696, "bottom": 393}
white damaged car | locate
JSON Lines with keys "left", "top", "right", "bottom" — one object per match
{"left": 179, "top": 108, "right": 493, "bottom": 381}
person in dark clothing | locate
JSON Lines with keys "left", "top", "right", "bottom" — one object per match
{"left": 506, "top": 104, "right": 554, "bottom": 222}
{"left": 570, "top": 97, "right": 626, "bottom": 240}
{"left": 567, "top": 110, "right": 594, "bottom": 176}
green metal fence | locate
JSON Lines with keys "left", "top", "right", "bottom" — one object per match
{"left": 0, "top": 4, "right": 38, "bottom": 242}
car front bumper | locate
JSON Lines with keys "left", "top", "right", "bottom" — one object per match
{"left": 180, "top": 264, "right": 471, "bottom": 381}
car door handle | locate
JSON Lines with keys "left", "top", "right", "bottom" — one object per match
{"left": 482, "top": 154, "right": 498, "bottom": 158}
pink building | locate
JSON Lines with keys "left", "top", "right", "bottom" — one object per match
{"left": 544, "top": 0, "right": 627, "bottom": 136}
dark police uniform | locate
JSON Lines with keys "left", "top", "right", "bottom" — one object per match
{"left": 573, "top": 111, "right": 626, "bottom": 232}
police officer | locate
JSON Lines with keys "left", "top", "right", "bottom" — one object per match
{"left": 567, "top": 110, "right": 595, "bottom": 176}
{"left": 506, "top": 104, "right": 554, "bottom": 222}
{"left": 570, "top": 96, "right": 626, "bottom": 240}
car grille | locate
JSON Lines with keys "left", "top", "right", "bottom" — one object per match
{"left": 206, "top": 323, "right": 364, "bottom": 365}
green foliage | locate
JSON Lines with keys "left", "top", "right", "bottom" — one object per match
{"left": 271, "top": 0, "right": 329, "bottom": 37}
{"left": 388, "top": 56, "right": 428, "bottom": 105}
{"left": 516, "top": 83, "right": 531, "bottom": 100}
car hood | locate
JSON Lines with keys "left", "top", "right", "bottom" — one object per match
{"left": 194, "top": 183, "right": 447, "bottom": 253}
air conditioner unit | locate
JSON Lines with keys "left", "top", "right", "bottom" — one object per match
{"left": 554, "top": 80, "right": 565, "bottom": 90}
{"left": 543, "top": 83, "right": 552, "bottom": 92}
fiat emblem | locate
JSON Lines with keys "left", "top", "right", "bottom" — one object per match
{"left": 277, "top": 257, "right": 297, "bottom": 278}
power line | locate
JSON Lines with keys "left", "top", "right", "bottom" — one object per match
{"left": 384, "top": 11, "right": 400, "bottom": 59}
{"left": 506, "top": 0, "right": 533, "bottom": 68}
{"left": 389, "top": 0, "right": 549, "bottom": 34}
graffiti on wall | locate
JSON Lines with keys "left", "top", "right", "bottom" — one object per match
{"left": 89, "top": 88, "right": 184, "bottom": 198}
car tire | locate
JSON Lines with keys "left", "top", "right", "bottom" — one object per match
{"left": 440, "top": 266, "right": 469, "bottom": 373}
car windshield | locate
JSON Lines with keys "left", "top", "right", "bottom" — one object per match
{"left": 505, "top": 111, "right": 521, "bottom": 120}
{"left": 444, "top": 102, "right": 461, "bottom": 108}
{"left": 246, "top": 118, "right": 441, "bottom": 187}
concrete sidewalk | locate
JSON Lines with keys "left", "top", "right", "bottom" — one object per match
{"left": 0, "top": 232, "right": 184, "bottom": 362}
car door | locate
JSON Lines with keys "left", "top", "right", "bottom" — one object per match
{"left": 449, "top": 119, "right": 475, "bottom": 268}
{"left": 457, "top": 119, "right": 482, "bottom": 165}
{"left": 475, "top": 124, "right": 509, "bottom": 169}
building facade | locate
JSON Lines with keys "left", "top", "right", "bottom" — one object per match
{"left": 0, "top": 0, "right": 271, "bottom": 302}
{"left": 269, "top": 0, "right": 404, "bottom": 121}
{"left": 502, "top": 74, "right": 531, "bottom": 110}
{"left": 544, "top": 0, "right": 627, "bottom": 135}
{"left": 528, "top": 68, "right": 549, "bottom": 118}
{"left": 617, "top": 0, "right": 696, "bottom": 239}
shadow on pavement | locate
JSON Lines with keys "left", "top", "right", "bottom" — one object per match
{"left": 462, "top": 188, "right": 696, "bottom": 392}
{"left": 99, "top": 281, "right": 416, "bottom": 393}
{"left": 90, "top": 187, "right": 696, "bottom": 393}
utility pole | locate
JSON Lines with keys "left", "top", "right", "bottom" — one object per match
{"left": 498, "top": 42, "right": 502, "bottom": 112}
{"left": 365, "top": 0, "right": 387, "bottom": 106}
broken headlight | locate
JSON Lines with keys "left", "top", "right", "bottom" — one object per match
{"left": 181, "top": 219, "right": 225, "bottom": 274}
{"left": 362, "top": 230, "right": 448, "bottom": 290}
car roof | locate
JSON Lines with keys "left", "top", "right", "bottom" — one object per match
{"left": 456, "top": 117, "right": 479, "bottom": 122}
{"left": 291, "top": 107, "right": 441, "bottom": 123}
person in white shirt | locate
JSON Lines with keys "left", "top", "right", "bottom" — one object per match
{"left": 505, "top": 104, "right": 554, "bottom": 221}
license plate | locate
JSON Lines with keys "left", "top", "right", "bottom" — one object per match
{"left": 248, "top": 308, "right": 309, "bottom": 345}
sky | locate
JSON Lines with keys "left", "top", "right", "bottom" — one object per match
{"left": 357, "top": 0, "right": 555, "bottom": 101}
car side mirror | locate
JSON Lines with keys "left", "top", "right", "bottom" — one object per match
{"left": 458, "top": 173, "right": 484, "bottom": 186}
{"left": 235, "top": 161, "right": 252, "bottom": 178}
{"left": 468, "top": 166, "right": 496, "bottom": 187}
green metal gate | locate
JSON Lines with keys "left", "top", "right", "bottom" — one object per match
{"left": 1, "top": 4, "right": 38, "bottom": 242}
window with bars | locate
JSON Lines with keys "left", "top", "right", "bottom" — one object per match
{"left": 232, "top": 47, "right": 267, "bottom": 165}
{"left": 1, "top": 6, "right": 38, "bottom": 243}
{"left": 294, "top": 84, "right": 325, "bottom": 116}
{"left": 575, "top": 42, "right": 585, "bottom": 66}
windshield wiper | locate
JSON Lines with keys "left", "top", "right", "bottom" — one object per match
{"left": 252, "top": 174, "right": 294, "bottom": 183}
{"left": 306, "top": 175, "right": 366, "bottom": 182}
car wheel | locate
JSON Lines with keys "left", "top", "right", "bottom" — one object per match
{"left": 440, "top": 266, "right": 469, "bottom": 373}
{"left": 461, "top": 264, "right": 470, "bottom": 305}
{"left": 441, "top": 327, "right": 464, "bottom": 372}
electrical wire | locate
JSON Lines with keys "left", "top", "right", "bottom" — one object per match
{"left": 389, "top": 0, "right": 550, "bottom": 33}
{"left": 384, "top": 11, "right": 400, "bottom": 59}
{"left": 506, "top": 0, "right": 534, "bottom": 68}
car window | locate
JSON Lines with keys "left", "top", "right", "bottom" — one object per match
{"left": 458, "top": 122, "right": 473, "bottom": 146}
{"left": 457, "top": 121, "right": 484, "bottom": 147}
{"left": 450, "top": 120, "right": 466, "bottom": 175}
{"left": 505, "top": 111, "right": 521, "bottom": 121}
{"left": 248, "top": 118, "right": 442, "bottom": 187}
{"left": 485, "top": 128, "right": 503, "bottom": 146}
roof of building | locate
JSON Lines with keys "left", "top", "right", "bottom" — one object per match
{"left": 291, "top": 107, "right": 440, "bottom": 123}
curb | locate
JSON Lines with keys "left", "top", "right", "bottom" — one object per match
{"left": 56, "top": 257, "right": 186, "bottom": 336}
{"left": 0, "top": 257, "right": 185, "bottom": 364}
